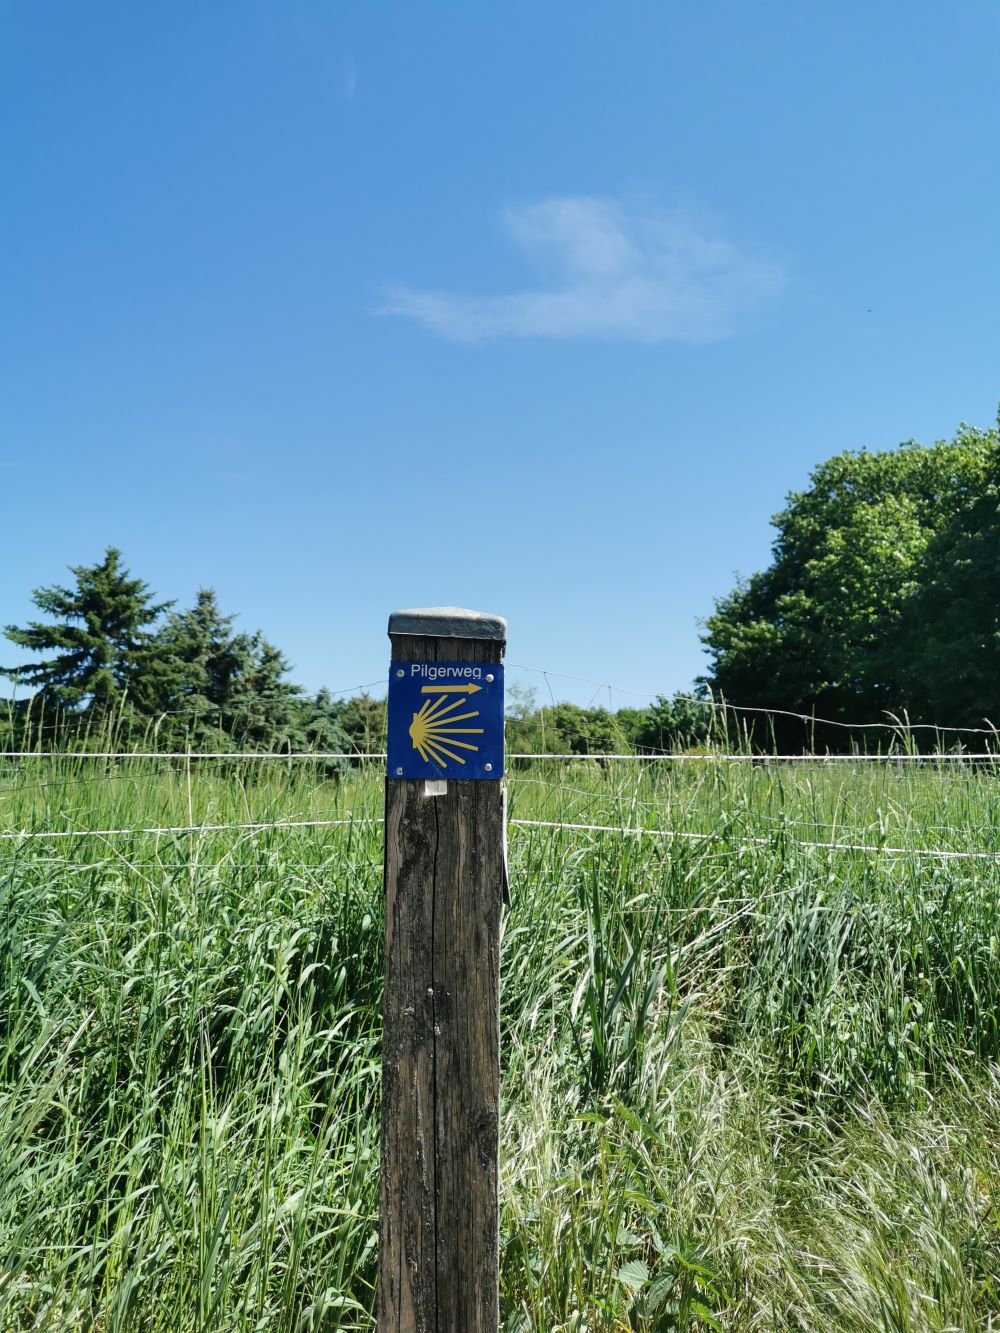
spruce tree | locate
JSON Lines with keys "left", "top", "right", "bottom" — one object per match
{"left": 289, "top": 688, "right": 353, "bottom": 774}
{"left": 150, "top": 590, "right": 315, "bottom": 751}
{"left": 146, "top": 589, "right": 243, "bottom": 745}
{"left": 223, "top": 633, "right": 302, "bottom": 748}
{"left": 337, "top": 692, "right": 387, "bottom": 755}
{"left": 2, "top": 548, "right": 170, "bottom": 727}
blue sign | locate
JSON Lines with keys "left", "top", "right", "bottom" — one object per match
{"left": 387, "top": 662, "right": 504, "bottom": 780}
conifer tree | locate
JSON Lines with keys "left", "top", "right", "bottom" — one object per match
{"left": 224, "top": 633, "right": 302, "bottom": 748}
{"left": 2, "top": 548, "right": 170, "bottom": 723}
{"left": 291, "top": 688, "right": 353, "bottom": 772}
{"left": 3, "top": 553, "right": 355, "bottom": 758}
{"left": 337, "top": 691, "right": 387, "bottom": 755}
{"left": 146, "top": 589, "right": 243, "bottom": 744}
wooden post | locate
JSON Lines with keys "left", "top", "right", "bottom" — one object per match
{"left": 379, "top": 607, "right": 506, "bottom": 1333}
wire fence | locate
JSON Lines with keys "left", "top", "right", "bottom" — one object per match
{"left": 507, "top": 663, "right": 1000, "bottom": 734}
{"left": 0, "top": 816, "right": 383, "bottom": 842}
{"left": 508, "top": 819, "right": 1000, "bottom": 861}
{"left": 4, "top": 750, "right": 1000, "bottom": 763}
{"left": 7, "top": 661, "right": 1000, "bottom": 740}
{"left": 1, "top": 807, "right": 998, "bottom": 864}
{"left": 4, "top": 667, "right": 1000, "bottom": 865}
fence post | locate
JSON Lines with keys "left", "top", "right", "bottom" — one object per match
{"left": 378, "top": 607, "right": 506, "bottom": 1333}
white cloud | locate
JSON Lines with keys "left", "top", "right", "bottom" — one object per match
{"left": 378, "top": 196, "right": 785, "bottom": 343}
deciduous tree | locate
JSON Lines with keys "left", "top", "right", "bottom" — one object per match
{"left": 702, "top": 423, "right": 1000, "bottom": 743}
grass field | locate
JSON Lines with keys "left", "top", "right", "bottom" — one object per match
{"left": 3, "top": 753, "right": 1000, "bottom": 1330}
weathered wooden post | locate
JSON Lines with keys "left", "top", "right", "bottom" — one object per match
{"left": 379, "top": 607, "right": 506, "bottom": 1333}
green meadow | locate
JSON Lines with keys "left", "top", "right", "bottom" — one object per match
{"left": 3, "top": 753, "right": 1000, "bottom": 1330}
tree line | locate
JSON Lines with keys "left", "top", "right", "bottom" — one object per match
{"left": 0, "top": 550, "right": 357, "bottom": 755}
{"left": 7, "top": 416, "right": 996, "bottom": 758}
{"left": 0, "top": 549, "right": 714, "bottom": 757}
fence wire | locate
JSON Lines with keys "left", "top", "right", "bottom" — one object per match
{"left": 1, "top": 808, "right": 997, "bottom": 864}
{"left": 4, "top": 682, "right": 1000, "bottom": 862}
{"left": 4, "top": 750, "right": 1000, "bottom": 763}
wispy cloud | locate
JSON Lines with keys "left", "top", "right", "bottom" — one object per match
{"left": 379, "top": 196, "right": 785, "bottom": 343}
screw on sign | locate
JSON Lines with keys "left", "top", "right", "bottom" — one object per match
{"left": 380, "top": 607, "right": 505, "bottom": 1333}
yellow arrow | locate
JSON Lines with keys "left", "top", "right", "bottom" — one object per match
{"left": 419, "top": 682, "right": 481, "bottom": 694}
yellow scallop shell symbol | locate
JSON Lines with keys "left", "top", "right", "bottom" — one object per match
{"left": 409, "top": 690, "right": 485, "bottom": 767}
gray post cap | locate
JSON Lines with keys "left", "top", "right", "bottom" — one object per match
{"left": 388, "top": 606, "right": 507, "bottom": 640}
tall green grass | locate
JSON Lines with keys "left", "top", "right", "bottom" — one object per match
{"left": 2, "top": 754, "right": 1000, "bottom": 1328}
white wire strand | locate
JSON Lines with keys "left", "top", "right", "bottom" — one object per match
{"left": 510, "top": 752, "right": 1000, "bottom": 762}
{"left": 508, "top": 818, "right": 1000, "bottom": 861}
{"left": 0, "top": 817, "right": 383, "bottom": 841}
{"left": 1, "top": 810, "right": 995, "bottom": 862}
{"left": 0, "top": 751, "right": 382, "bottom": 760}
{"left": 507, "top": 663, "right": 1000, "bottom": 733}
{"left": 6, "top": 661, "right": 998, "bottom": 735}
{"left": 3, "top": 751, "right": 999, "bottom": 762}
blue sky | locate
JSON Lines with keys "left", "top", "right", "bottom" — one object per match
{"left": 3, "top": 2, "right": 999, "bottom": 709}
